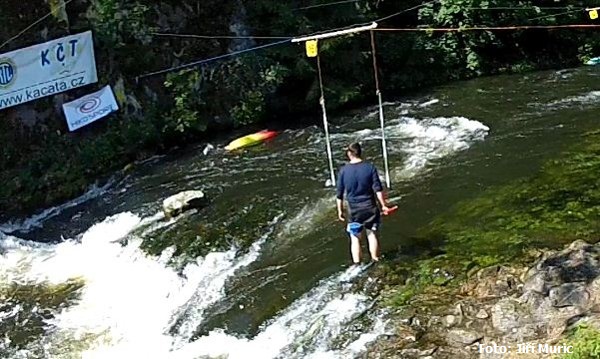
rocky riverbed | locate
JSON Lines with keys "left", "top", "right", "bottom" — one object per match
{"left": 367, "top": 239, "right": 600, "bottom": 358}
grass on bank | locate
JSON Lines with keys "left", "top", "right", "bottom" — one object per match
{"left": 562, "top": 324, "right": 600, "bottom": 359}
{"left": 383, "top": 130, "right": 600, "bottom": 307}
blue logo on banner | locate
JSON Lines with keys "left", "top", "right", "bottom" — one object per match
{"left": 0, "top": 60, "right": 15, "bottom": 86}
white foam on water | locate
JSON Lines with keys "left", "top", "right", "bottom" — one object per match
{"left": 366, "top": 101, "right": 399, "bottom": 112}
{"left": 305, "top": 316, "right": 389, "bottom": 359}
{"left": 329, "top": 116, "right": 488, "bottom": 180}
{"left": 346, "top": 316, "right": 389, "bottom": 352}
{"left": 293, "top": 115, "right": 488, "bottom": 246}
{"left": 0, "top": 113, "right": 489, "bottom": 359}
{"left": 418, "top": 98, "right": 440, "bottom": 108}
{"left": 532, "top": 90, "right": 600, "bottom": 110}
{"left": 388, "top": 116, "right": 489, "bottom": 178}
{"left": 0, "top": 211, "right": 282, "bottom": 359}
{"left": 0, "top": 178, "right": 116, "bottom": 235}
{"left": 555, "top": 90, "right": 600, "bottom": 106}
{"left": 171, "top": 214, "right": 285, "bottom": 343}
{"left": 169, "top": 265, "right": 374, "bottom": 359}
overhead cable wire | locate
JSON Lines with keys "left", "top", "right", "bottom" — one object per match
{"left": 148, "top": 1, "right": 439, "bottom": 51}
{"left": 374, "top": 24, "right": 600, "bottom": 32}
{"left": 139, "top": 1, "right": 592, "bottom": 79}
{"left": 299, "top": 0, "right": 440, "bottom": 38}
{"left": 0, "top": 0, "right": 76, "bottom": 50}
{"left": 293, "top": 0, "right": 360, "bottom": 11}
{"left": 136, "top": 38, "right": 291, "bottom": 80}
{"left": 151, "top": 32, "right": 290, "bottom": 40}
{"left": 527, "top": 8, "right": 583, "bottom": 22}
{"left": 375, "top": 0, "right": 440, "bottom": 23}
{"left": 152, "top": 3, "right": 584, "bottom": 42}
{"left": 467, "top": 6, "right": 583, "bottom": 10}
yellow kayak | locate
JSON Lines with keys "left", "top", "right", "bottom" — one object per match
{"left": 225, "top": 130, "right": 278, "bottom": 151}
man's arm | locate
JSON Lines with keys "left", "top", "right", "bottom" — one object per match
{"left": 372, "top": 165, "right": 389, "bottom": 211}
{"left": 336, "top": 168, "right": 345, "bottom": 221}
{"left": 375, "top": 191, "right": 389, "bottom": 210}
{"left": 336, "top": 198, "right": 345, "bottom": 221}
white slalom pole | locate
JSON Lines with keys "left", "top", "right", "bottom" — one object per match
{"left": 321, "top": 96, "right": 336, "bottom": 186}
{"left": 377, "top": 90, "right": 391, "bottom": 189}
{"left": 370, "top": 31, "right": 391, "bottom": 189}
{"left": 316, "top": 54, "right": 336, "bottom": 186}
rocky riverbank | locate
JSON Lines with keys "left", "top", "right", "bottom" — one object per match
{"left": 361, "top": 128, "right": 600, "bottom": 357}
{"left": 367, "top": 239, "right": 600, "bottom": 359}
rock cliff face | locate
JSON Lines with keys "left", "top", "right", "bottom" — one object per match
{"left": 368, "top": 240, "right": 600, "bottom": 358}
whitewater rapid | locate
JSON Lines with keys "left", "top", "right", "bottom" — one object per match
{"left": 0, "top": 106, "right": 489, "bottom": 359}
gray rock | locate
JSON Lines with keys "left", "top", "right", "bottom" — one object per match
{"left": 202, "top": 144, "right": 215, "bottom": 156}
{"left": 443, "top": 315, "right": 458, "bottom": 328}
{"left": 366, "top": 241, "right": 600, "bottom": 359}
{"left": 446, "top": 328, "right": 483, "bottom": 345}
{"left": 523, "top": 272, "right": 548, "bottom": 294}
{"left": 491, "top": 298, "right": 528, "bottom": 333}
{"left": 399, "top": 348, "right": 437, "bottom": 358}
{"left": 588, "top": 277, "right": 600, "bottom": 305}
{"left": 568, "top": 239, "right": 593, "bottom": 251}
{"left": 549, "top": 282, "right": 590, "bottom": 308}
{"left": 162, "top": 190, "right": 207, "bottom": 218}
{"left": 454, "top": 303, "right": 464, "bottom": 317}
{"left": 476, "top": 309, "right": 489, "bottom": 319}
{"left": 392, "top": 324, "right": 419, "bottom": 347}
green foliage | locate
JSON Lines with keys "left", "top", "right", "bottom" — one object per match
{"left": 86, "top": 0, "right": 153, "bottom": 48}
{"left": 3, "top": 0, "right": 600, "bottom": 217}
{"left": 382, "top": 130, "right": 600, "bottom": 307}
{"left": 563, "top": 324, "right": 600, "bottom": 359}
{"left": 231, "top": 90, "right": 265, "bottom": 127}
{"left": 164, "top": 69, "right": 207, "bottom": 133}
{"left": 231, "top": 64, "right": 288, "bottom": 126}
{"left": 414, "top": 0, "right": 600, "bottom": 78}
{"left": 164, "top": 59, "right": 288, "bottom": 132}
{"left": 425, "top": 130, "right": 600, "bottom": 267}
{"left": 48, "top": 0, "right": 69, "bottom": 24}
{"left": 382, "top": 256, "right": 457, "bottom": 307}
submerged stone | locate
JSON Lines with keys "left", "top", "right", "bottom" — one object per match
{"left": 162, "top": 190, "right": 207, "bottom": 218}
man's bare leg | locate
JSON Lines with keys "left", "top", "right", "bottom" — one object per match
{"left": 350, "top": 234, "right": 361, "bottom": 264}
{"left": 366, "top": 229, "right": 380, "bottom": 261}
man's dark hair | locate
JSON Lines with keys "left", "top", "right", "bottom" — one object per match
{"left": 347, "top": 142, "right": 362, "bottom": 158}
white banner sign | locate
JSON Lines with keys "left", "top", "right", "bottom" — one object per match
{"left": 62, "top": 85, "right": 118, "bottom": 131}
{"left": 0, "top": 31, "right": 98, "bottom": 110}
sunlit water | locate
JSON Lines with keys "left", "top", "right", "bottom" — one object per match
{"left": 1, "top": 67, "right": 599, "bottom": 358}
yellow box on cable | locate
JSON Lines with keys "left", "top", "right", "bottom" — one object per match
{"left": 590, "top": 9, "right": 599, "bottom": 20}
{"left": 305, "top": 40, "right": 318, "bottom": 57}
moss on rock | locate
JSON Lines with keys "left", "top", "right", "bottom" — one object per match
{"left": 382, "top": 130, "right": 600, "bottom": 308}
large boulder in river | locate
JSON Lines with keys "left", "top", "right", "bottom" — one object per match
{"left": 162, "top": 190, "right": 207, "bottom": 218}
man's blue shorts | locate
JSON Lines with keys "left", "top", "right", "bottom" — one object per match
{"left": 346, "top": 201, "right": 380, "bottom": 236}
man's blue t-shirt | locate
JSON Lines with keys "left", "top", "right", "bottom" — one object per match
{"left": 336, "top": 162, "right": 383, "bottom": 205}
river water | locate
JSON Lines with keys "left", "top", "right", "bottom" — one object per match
{"left": 1, "top": 67, "right": 599, "bottom": 358}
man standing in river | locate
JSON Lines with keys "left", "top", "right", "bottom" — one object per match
{"left": 336, "top": 142, "right": 391, "bottom": 264}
